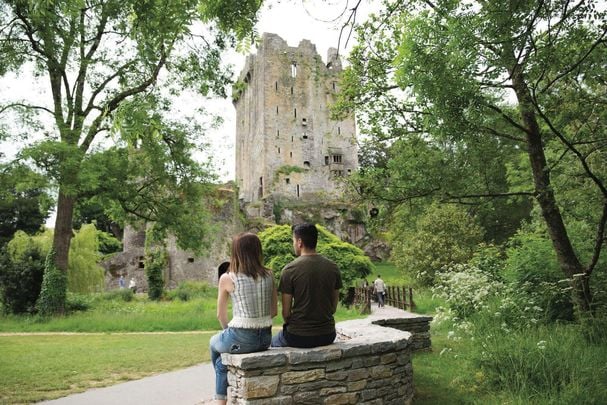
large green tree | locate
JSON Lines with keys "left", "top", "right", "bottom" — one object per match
{"left": 0, "top": 162, "right": 51, "bottom": 246}
{"left": 0, "top": 0, "right": 261, "bottom": 313}
{"left": 336, "top": 0, "right": 606, "bottom": 310}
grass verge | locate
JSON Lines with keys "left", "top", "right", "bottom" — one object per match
{"left": 0, "top": 333, "right": 214, "bottom": 404}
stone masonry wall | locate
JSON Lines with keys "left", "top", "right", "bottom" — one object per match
{"left": 222, "top": 319, "right": 415, "bottom": 404}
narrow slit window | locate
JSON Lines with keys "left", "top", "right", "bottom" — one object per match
{"left": 291, "top": 63, "right": 297, "bottom": 77}
{"left": 290, "top": 152, "right": 293, "bottom": 158}
{"left": 290, "top": 86, "right": 293, "bottom": 95}
{"left": 325, "top": 156, "right": 329, "bottom": 165}
{"left": 276, "top": 106, "right": 278, "bottom": 115}
{"left": 278, "top": 147, "right": 281, "bottom": 154}
{"left": 286, "top": 178, "right": 290, "bottom": 184}
{"left": 277, "top": 129, "right": 280, "bottom": 137}
{"left": 294, "top": 108, "right": 297, "bottom": 118}
{"left": 304, "top": 161, "right": 310, "bottom": 168}
{"left": 296, "top": 184, "right": 300, "bottom": 197}
{"left": 275, "top": 81, "right": 278, "bottom": 92}
{"left": 337, "top": 126, "right": 341, "bottom": 135}
{"left": 332, "top": 82, "right": 336, "bottom": 91}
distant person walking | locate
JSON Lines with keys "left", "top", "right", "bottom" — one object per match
{"left": 118, "top": 275, "right": 125, "bottom": 289}
{"left": 271, "top": 223, "right": 343, "bottom": 348}
{"left": 209, "top": 233, "right": 277, "bottom": 405}
{"left": 374, "top": 275, "right": 386, "bottom": 308}
{"left": 128, "top": 277, "right": 137, "bottom": 293}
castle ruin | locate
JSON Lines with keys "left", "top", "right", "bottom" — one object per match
{"left": 234, "top": 33, "right": 358, "bottom": 204}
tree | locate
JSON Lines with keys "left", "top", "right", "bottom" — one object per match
{"left": 0, "top": 162, "right": 51, "bottom": 246}
{"left": 0, "top": 0, "right": 261, "bottom": 313}
{"left": 336, "top": 0, "right": 607, "bottom": 311}
{"left": 391, "top": 203, "right": 484, "bottom": 286}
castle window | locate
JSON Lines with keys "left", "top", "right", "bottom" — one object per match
{"left": 291, "top": 63, "right": 297, "bottom": 77}
{"left": 290, "top": 151, "right": 293, "bottom": 158}
{"left": 276, "top": 106, "right": 278, "bottom": 114}
{"left": 303, "top": 133, "right": 308, "bottom": 140}
{"left": 291, "top": 86, "right": 293, "bottom": 95}
{"left": 291, "top": 136, "right": 293, "bottom": 142}
{"left": 188, "top": 257, "right": 194, "bottom": 263}
{"left": 327, "top": 62, "right": 333, "bottom": 69}
{"left": 277, "top": 129, "right": 280, "bottom": 137}
{"left": 278, "top": 147, "right": 281, "bottom": 154}
{"left": 332, "top": 82, "right": 336, "bottom": 91}
{"left": 347, "top": 169, "right": 352, "bottom": 175}
{"left": 332, "top": 154, "right": 343, "bottom": 164}
{"left": 275, "top": 81, "right": 278, "bottom": 92}
{"left": 138, "top": 260, "right": 145, "bottom": 269}
{"left": 297, "top": 184, "right": 300, "bottom": 197}
{"left": 294, "top": 108, "right": 297, "bottom": 118}
{"left": 337, "top": 126, "right": 341, "bottom": 135}
{"left": 302, "top": 118, "right": 307, "bottom": 126}
{"left": 325, "top": 156, "right": 329, "bottom": 165}
{"left": 304, "top": 161, "right": 310, "bottom": 168}
{"left": 286, "top": 178, "right": 290, "bottom": 184}
{"left": 245, "top": 71, "right": 251, "bottom": 83}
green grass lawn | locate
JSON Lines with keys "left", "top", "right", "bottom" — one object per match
{"left": 0, "top": 333, "right": 214, "bottom": 404}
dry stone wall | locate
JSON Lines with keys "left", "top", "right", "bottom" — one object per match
{"left": 222, "top": 318, "right": 416, "bottom": 404}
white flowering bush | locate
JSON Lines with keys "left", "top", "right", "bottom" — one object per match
{"left": 432, "top": 263, "right": 504, "bottom": 318}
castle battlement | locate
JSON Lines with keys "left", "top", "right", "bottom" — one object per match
{"left": 234, "top": 33, "right": 358, "bottom": 204}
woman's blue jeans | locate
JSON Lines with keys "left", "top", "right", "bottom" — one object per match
{"left": 209, "top": 327, "right": 272, "bottom": 400}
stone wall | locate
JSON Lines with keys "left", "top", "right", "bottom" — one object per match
{"left": 222, "top": 318, "right": 416, "bottom": 404}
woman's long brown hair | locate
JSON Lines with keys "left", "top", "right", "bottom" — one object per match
{"left": 230, "top": 233, "right": 270, "bottom": 279}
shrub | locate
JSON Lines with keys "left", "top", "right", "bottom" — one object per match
{"left": 66, "top": 292, "right": 95, "bottom": 311}
{"left": 258, "top": 224, "right": 373, "bottom": 299}
{"left": 432, "top": 263, "right": 504, "bottom": 319}
{"left": 505, "top": 226, "right": 574, "bottom": 322}
{"left": 102, "top": 288, "right": 134, "bottom": 302}
{"left": 390, "top": 203, "right": 484, "bottom": 286}
{"left": 0, "top": 246, "right": 45, "bottom": 314}
{"left": 166, "top": 281, "right": 211, "bottom": 301}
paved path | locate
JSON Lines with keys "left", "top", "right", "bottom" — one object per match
{"left": 39, "top": 303, "right": 407, "bottom": 404}
{"left": 40, "top": 363, "right": 216, "bottom": 405}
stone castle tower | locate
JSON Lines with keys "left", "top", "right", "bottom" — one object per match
{"left": 233, "top": 33, "right": 358, "bottom": 204}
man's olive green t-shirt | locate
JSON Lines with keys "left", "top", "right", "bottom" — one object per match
{"left": 278, "top": 254, "right": 343, "bottom": 336}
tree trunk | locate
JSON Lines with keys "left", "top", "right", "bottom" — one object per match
{"left": 52, "top": 187, "right": 76, "bottom": 273}
{"left": 510, "top": 63, "right": 592, "bottom": 311}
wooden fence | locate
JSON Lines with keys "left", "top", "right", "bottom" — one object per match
{"left": 353, "top": 286, "right": 415, "bottom": 313}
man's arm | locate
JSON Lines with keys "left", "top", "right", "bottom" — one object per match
{"left": 332, "top": 289, "right": 340, "bottom": 314}
{"left": 281, "top": 292, "right": 293, "bottom": 322}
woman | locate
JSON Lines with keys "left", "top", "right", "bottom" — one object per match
{"left": 209, "top": 233, "right": 277, "bottom": 404}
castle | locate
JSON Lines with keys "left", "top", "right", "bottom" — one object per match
{"left": 234, "top": 33, "right": 358, "bottom": 204}
{"left": 103, "top": 34, "right": 374, "bottom": 290}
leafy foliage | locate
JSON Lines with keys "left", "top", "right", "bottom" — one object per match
{"left": 335, "top": 0, "right": 607, "bottom": 310}
{"left": 258, "top": 224, "right": 373, "bottom": 298}
{"left": 391, "top": 203, "right": 484, "bottom": 286}
{"left": 0, "top": 163, "right": 51, "bottom": 247}
{"left": 37, "top": 250, "right": 67, "bottom": 316}
{"left": 67, "top": 224, "right": 105, "bottom": 294}
{"left": 0, "top": 245, "right": 45, "bottom": 314}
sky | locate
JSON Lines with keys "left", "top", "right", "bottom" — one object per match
{"left": 197, "top": 0, "right": 376, "bottom": 181}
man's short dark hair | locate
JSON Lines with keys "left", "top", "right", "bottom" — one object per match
{"left": 292, "top": 223, "right": 318, "bottom": 249}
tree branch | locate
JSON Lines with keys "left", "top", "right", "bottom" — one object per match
{"left": 533, "top": 102, "right": 607, "bottom": 199}
{"left": 586, "top": 201, "right": 607, "bottom": 276}
{"left": 79, "top": 45, "right": 170, "bottom": 153}
{"left": 486, "top": 103, "right": 531, "bottom": 135}
{"left": 0, "top": 102, "right": 54, "bottom": 116}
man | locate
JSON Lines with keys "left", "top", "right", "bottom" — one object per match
{"left": 374, "top": 274, "right": 386, "bottom": 308}
{"left": 271, "top": 223, "right": 342, "bottom": 348}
